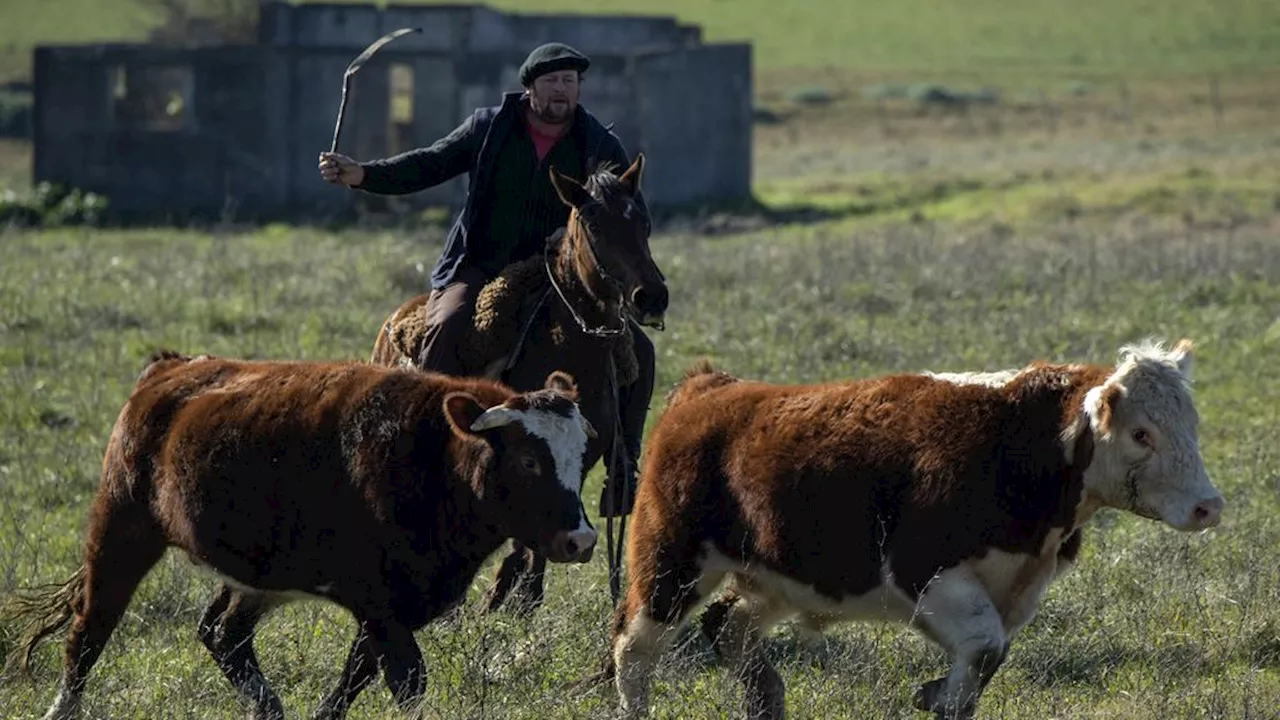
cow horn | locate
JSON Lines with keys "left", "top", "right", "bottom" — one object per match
{"left": 470, "top": 406, "right": 520, "bottom": 432}
{"left": 580, "top": 414, "right": 598, "bottom": 439}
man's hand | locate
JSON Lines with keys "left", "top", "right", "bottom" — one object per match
{"left": 318, "top": 152, "right": 364, "bottom": 187}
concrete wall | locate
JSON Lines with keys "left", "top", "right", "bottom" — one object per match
{"left": 33, "top": 45, "right": 290, "bottom": 219}
{"left": 631, "top": 43, "right": 754, "bottom": 206}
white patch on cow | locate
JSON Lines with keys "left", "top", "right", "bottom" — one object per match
{"left": 41, "top": 683, "right": 81, "bottom": 720}
{"left": 613, "top": 605, "right": 677, "bottom": 720}
{"left": 922, "top": 368, "right": 1021, "bottom": 388}
{"left": 967, "top": 528, "right": 1065, "bottom": 637}
{"left": 909, "top": 563, "right": 1008, "bottom": 713}
{"left": 701, "top": 546, "right": 916, "bottom": 625}
{"left": 186, "top": 555, "right": 314, "bottom": 606}
{"left": 1078, "top": 339, "right": 1223, "bottom": 531}
{"left": 508, "top": 406, "right": 590, "bottom": 497}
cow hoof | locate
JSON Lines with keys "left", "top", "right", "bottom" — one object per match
{"left": 912, "top": 677, "right": 946, "bottom": 712}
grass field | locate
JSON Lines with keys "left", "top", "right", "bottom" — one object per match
{"left": 2, "top": 0, "right": 1280, "bottom": 718}
{"left": 2, "top": 128, "right": 1280, "bottom": 718}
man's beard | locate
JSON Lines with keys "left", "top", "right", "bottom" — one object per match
{"left": 533, "top": 96, "right": 573, "bottom": 123}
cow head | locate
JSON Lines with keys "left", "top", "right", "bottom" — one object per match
{"left": 1069, "top": 338, "right": 1224, "bottom": 532}
{"left": 444, "top": 371, "right": 597, "bottom": 563}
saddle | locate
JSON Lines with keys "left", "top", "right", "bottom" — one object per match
{"left": 385, "top": 253, "right": 639, "bottom": 386}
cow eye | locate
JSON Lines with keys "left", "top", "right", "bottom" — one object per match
{"left": 520, "top": 455, "right": 540, "bottom": 474}
{"left": 1132, "top": 428, "right": 1152, "bottom": 447}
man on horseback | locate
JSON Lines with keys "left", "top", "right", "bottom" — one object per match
{"left": 318, "top": 42, "right": 655, "bottom": 518}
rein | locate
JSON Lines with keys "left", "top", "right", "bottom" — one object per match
{"left": 541, "top": 212, "right": 631, "bottom": 605}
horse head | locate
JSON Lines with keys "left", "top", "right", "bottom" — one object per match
{"left": 548, "top": 154, "right": 668, "bottom": 331}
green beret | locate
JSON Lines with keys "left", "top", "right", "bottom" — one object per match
{"left": 519, "top": 42, "right": 590, "bottom": 86}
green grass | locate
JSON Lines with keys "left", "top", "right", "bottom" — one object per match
{"left": 2, "top": 171, "right": 1280, "bottom": 717}
{"left": 4, "top": 0, "right": 1280, "bottom": 83}
{"left": 0, "top": 0, "right": 155, "bottom": 82}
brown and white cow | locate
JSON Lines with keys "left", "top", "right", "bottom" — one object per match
{"left": 8, "top": 350, "right": 598, "bottom": 720}
{"left": 609, "top": 339, "right": 1223, "bottom": 720}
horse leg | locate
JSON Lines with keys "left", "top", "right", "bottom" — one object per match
{"left": 43, "top": 499, "right": 166, "bottom": 720}
{"left": 506, "top": 547, "right": 547, "bottom": 618}
{"left": 312, "top": 624, "right": 380, "bottom": 720}
{"left": 196, "top": 583, "right": 286, "bottom": 720}
{"left": 483, "top": 541, "right": 530, "bottom": 614}
{"left": 367, "top": 619, "right": 427, "bottom": 716}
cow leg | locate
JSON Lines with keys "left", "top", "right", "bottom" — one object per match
{"left": 43, "top": 501, "right": 166, "bottom": 720}
{"left": 612, "top": 565, "right": 725, "bottom": 719}
{"left": 369, "top": 619, "right": 427, "bottom": 716}
{"left": 196, "top": 584, "right": 285, "bottom": 720}
{"left": 704, "top": 582, "right": 792, "bottom": 720}
{"left": 907, "top": 566, "right": 1008, "bottom": 720}
{"left": 312, "top": 625, "right": 379, "bottom": 720}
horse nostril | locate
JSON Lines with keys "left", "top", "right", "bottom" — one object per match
{"left": 564, "top": 538, "right": 578, "bottom": 557}
{"left": 632, "top": 285, "right": 668, "bottom": 315}
{"left": 652, "top": 285, "right": 669, "bottom": 313}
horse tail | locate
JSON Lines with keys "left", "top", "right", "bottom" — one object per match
{"left": 1, "top": 564, "right": 86, "bottom": 678}
{"left": 663, "top": 358, "right": 739, "bottom": 408}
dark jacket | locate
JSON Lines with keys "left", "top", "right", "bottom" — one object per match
{"left": 357, "top": 91, "right": 647, "bottom": 290}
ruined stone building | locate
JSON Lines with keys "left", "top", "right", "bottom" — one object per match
{"left": 31, "top": 2, "right": 752, "bottom": 221}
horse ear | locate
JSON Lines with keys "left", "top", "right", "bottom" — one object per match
{"left": 550, "top": 165, "right": 592, "bottom": 209}
{"left": 618, "top": 153, "right": 645, "bottom": 196}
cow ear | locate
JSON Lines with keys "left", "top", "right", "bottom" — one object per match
{"left": 1084, "top": 383, "right": 1123, "bottom": 438}
{"left": 545, "top": 370, "right": 579, "bottom": 399}
{"left": 444, "top": 392, "right": 486, "bottom": 439}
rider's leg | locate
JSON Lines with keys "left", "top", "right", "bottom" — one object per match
{"left": 417, "top": 266, "right": 488, "bottom": 376}
{"left": 600, "top": 321, "right": 655, "bottom": 518}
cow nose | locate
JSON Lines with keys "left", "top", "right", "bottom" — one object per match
{"left": 565, "top": 528, "right": 597, "bottom": 562}
{"left": 1192, "top": 496, "right": 1224, "bottom": 529}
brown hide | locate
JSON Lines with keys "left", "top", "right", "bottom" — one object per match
{"left": 106, "top": 352, "right": 584, "bottom": 627}
{"left": 625, "top": 360, "right": 1110, "bottom": 621}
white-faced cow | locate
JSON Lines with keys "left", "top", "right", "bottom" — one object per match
{"left": 5, "top": 350, "right": 598, "bottom": 720}
{"left": 608, "top": 339, "right": 1223, "bottom": 720}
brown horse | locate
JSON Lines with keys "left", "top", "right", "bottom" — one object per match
{"left": 371, "top": 153, "right": 667, "bottom": 616}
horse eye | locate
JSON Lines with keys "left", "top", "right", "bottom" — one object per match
{"left": 1132, "top": 428, "right": 1151, "bottom": 447}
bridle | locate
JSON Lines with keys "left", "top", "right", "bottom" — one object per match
{"left": 542, "top": 202, "right": 633, "bottom": 338}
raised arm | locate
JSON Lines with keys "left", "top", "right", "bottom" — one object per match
{"left": 318, "top": 113, "right": 478, "bottom": 196}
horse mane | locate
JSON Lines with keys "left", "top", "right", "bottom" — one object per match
{"left": 585, "top": 163, "right": 624, "bottom": 201}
